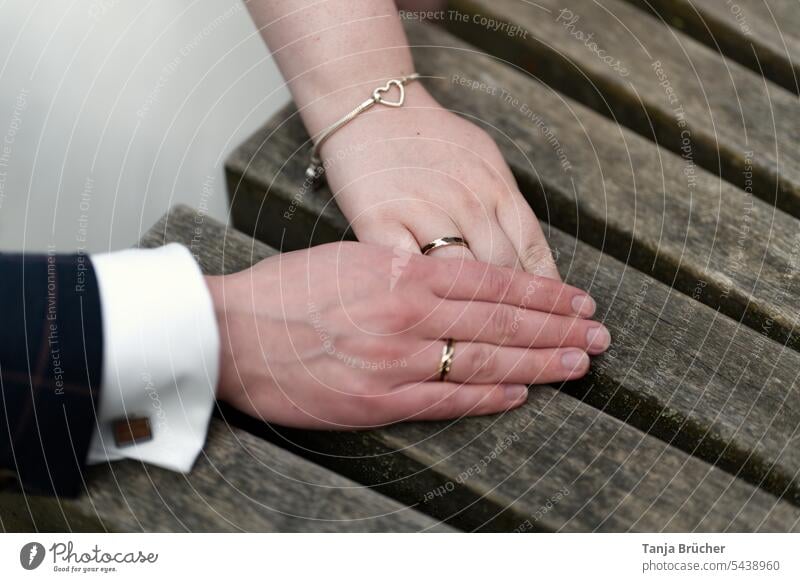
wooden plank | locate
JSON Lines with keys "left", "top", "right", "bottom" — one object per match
{"left": 627, "top": 0, "right": 800, "bottom": 93}
{"left": 281, "top": 387, "right": 800, "bottom": 532}
{"left": 0, "top": 419, "right": 450, "bottom": 532}
{"left": 446, "top": 0, "right": 800, "bottom": 220}
{"left": 217, "top": 172, "right": 800, "bottom": 533}
{"left": 2, "top": 419, "right": 447, "bottom": 532}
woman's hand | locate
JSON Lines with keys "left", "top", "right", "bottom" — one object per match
{"left": 246, "top": 0, "right": 558, "bottom": 276}
{"left": 207, "top": 242, "right": 609, "bottom": 429}
{"left": 321, "top": 84, "right": 561, "bottom": 279}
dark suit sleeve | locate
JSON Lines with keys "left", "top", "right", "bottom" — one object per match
{"left": 0, "top": 251, "right": 103, "bottom": 497}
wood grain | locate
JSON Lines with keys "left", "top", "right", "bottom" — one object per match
{"left": 446, "top": 0, "right": 800, "bottom": 220}
{"left": 2, "top": 417, "right": 447, "bottom": 532}
{"left": 626, "top": 0, "right": 800, "bottom": 93}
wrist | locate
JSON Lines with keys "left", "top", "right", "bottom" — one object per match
{"left": 301, "top": 67, "right": 427, "bottom": 136}
{"left": 204, "top": 274, "right": 233, "bottom": 403}
{"left": 316, "top": 81, "right": 439, "bottom": 161}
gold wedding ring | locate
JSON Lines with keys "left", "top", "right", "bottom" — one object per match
{"left": 438, "top": 338, "right": 455, "bottom": 382}
{"left": 421, "top": 237, "right": 470, "bottom": 256}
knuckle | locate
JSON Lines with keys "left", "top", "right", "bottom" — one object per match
{"left": 345, "top": 392, "right": 377, "bottom": 424}
{"left": 477, "top": 150, "right": 509, "bottom": 180}
{"left": 489, "top": 304, "right": 519, "bottom": 341}
{"left": 448, "top": 186, "right": 484, "bottom": 218}
{"left": 459, "top": 188, "right": 487, "bottom": 214}
{"left": 476, "top": 132, "right": 503, "bottom": 157}
{"left": 466, "top": 343, "right": 498, "bottom": 380}
{"left": 346, "top": 378, "right": 391, "bottom": 419}
{"left": 533, "top": 280, "right": 558, "bottom": 309}
{"left": 520, "top": 243, "right": 554, "bottom": 276}
{"left": 557, "top": 318, "right": 579, "bottom": 345}
{"left": 347, "top": 374, "right": 375, "bottom": 397}
{"left": 362, "top": 392, "right": 391, "bottom": 422}
{"left": 381, "top": 298, "right": 421, "bottom": 331}
{"left": 493, "top": 180, "right": 516, "bottom": 201}
{"left": 405, "top": 254, "right": 428, "bottom": 279}
{"left": 485, "top": 266, "right": 513, "bottom": 300}
{"left": 350, "top": 337, "right": 397, "bottom": 366}
{"left": 494, "top": 247, "right": 519, "bottom": 269}
{"left": 433, "top": 390, "right": 460, "bottom": 419}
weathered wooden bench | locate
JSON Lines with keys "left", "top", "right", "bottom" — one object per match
{"left": 4, "top": 1, "right": 798, "bottom": 533}
{"left": 220, "top": 4, "right": 799, "bottom": 531}
{"left": 7, "top": 199, "right": 787, "bottom": 532}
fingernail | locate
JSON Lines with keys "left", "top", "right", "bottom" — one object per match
{"left": 571, "top": 294, "right": 596, "bottom": 317}
{"left": 505, "top": 384, "right": 529, "bottom": 402}
{"left": 561, "top": 349, "right": 589, "bottom": 372}
{"left": 586, "top": 325, "right": 611, "bottom": 352}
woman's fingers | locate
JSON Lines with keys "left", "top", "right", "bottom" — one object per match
{"left": 462, "top": 219, "right": 519, "bottom": 269}
{"left": 402, "top": 208, "right": 478, "bottom": 261}
{"left": 425, "top": 301, "right": 611, "bottom": 353}
{"left": 384, "top": 381, "right": 529, "bottom": 422}
{"left": 418, "top": 258, "right": 596, "bottom": 317}
{"left": 496, "top": 194, "right": 562, "bottom": 281}
{"left": 354, "top": 220, "right": 420, "bottom": 255}
{"left": 424, "top": 242, "right": 474, "bottom": 261}
{"left": 410, "top": 342, "right": 590, "bottom": 385}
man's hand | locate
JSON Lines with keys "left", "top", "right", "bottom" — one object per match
{"left": 206, "top": 242, "right": 609, "bottom": 429}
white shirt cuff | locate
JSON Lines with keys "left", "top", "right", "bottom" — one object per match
{"left": 87, "top": 243, "right": 220, "bottom": 472}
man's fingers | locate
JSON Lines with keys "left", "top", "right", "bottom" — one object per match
{"left": 425, "top": 302, "right": 611, "bottom": 353}
{"left": 410, "top": 342, "right": 590, "bottom": 385}
{"left": 386, "top": 381, "right": 529, "bottom": 422}
{"left": 418, "top": 258, "right": 596, "bottom": 318}
{"left": 496, "top": 195, "right": 562, "bottom": 281}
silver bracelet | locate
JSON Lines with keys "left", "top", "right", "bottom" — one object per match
{"left": 305, "top": 73, "right": 420, "bottom": 184}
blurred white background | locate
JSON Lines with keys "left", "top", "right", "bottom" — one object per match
{"left": 0, "top": 0, "right": 289, "bottom": 252}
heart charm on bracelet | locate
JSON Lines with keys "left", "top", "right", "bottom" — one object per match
{"left": 372, "top": 80, "right": 405, "bottom": 107}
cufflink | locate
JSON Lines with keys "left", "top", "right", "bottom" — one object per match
{"left": 112, "top": 417, "right": 153, "bottom": 448}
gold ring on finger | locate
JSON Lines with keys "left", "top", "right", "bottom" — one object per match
{"left": 438, "top": 338, "right": 456, "bottom": 382}
{"left": 421, "top": 237, "right": 470, "bottom": 256}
